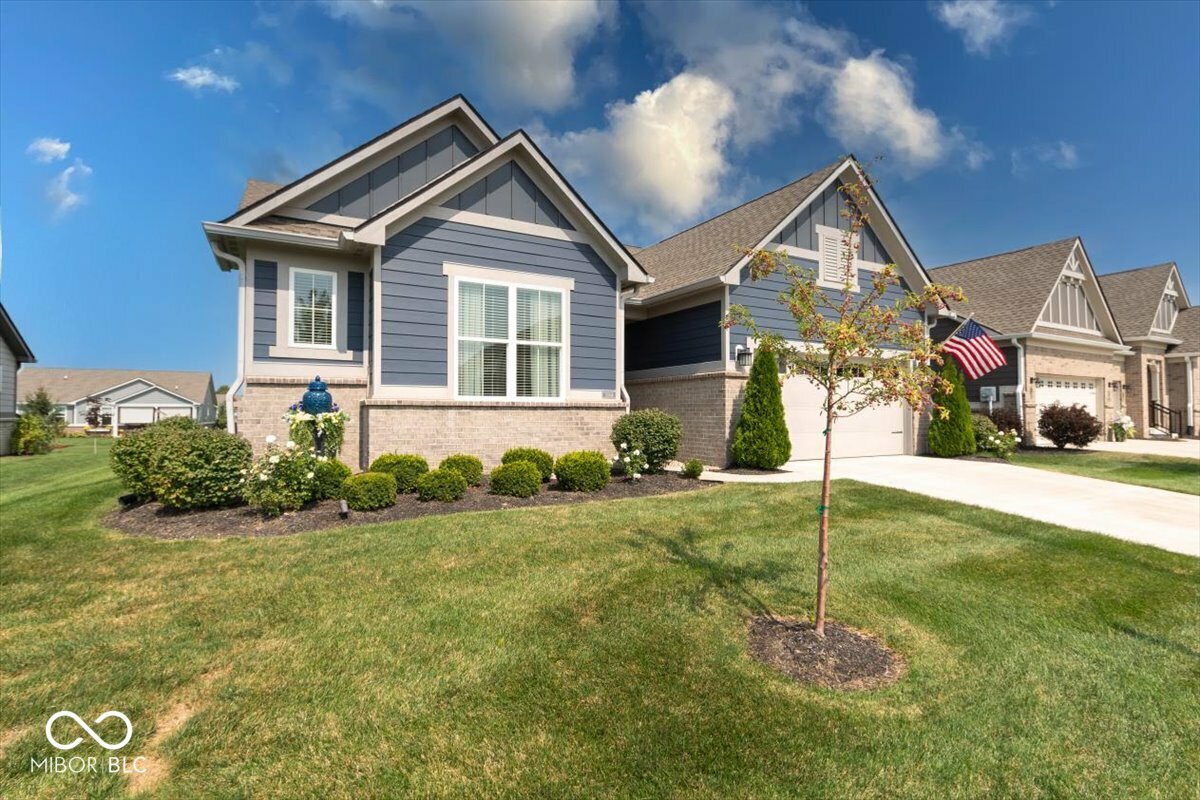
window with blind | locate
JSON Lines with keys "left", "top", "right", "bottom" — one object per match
{"left": 815, "top": 224, "right": 858, "bottom": 289}
{"left": 290, "top": 268, "right": 336, "bottom": 347}
{"left": 456, "top": 279, "right": 564, "bottom": 399}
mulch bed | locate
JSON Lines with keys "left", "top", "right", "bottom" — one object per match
{"left": 748, "top": 615, "right": 906, "bottom": 691}
{"left": 106, "top": 473, "right": 711, "bottom": 541}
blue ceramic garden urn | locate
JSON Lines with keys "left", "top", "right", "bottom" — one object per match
{"left": 301, "top": 376, "right": 333, "bottom": 414}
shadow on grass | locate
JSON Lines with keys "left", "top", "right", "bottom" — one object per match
{"left": 1111, "top": 623, "right": 1200, "bottom": 660}
{"left": 627, "top": 528, "right": 790, "bottom": 619}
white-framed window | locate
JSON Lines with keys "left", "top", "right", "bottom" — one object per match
{"left": 289, "top": 267, "right": 337, "bottom": 348}
{"left": 814, "top": 224, "right": 859, "bottom": 290}
{"left": 453, "top": 276, "right": 566, "bottom": 400}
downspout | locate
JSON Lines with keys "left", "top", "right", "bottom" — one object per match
{"left": 209, "top": 239, "right": 246, "bottom": 433}
{"left": 1187, "top": 356, "right": 1196, "bottom": 436}
{"left": 617, "top": 287, "right": 637, "bottom": 411}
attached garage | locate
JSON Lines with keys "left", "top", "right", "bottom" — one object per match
{"left": 117, "top": 406, "right": 155, "bottom": 425}
{"left": 156, "top": 407, "right": 194, "bottom": 419}
{"left": 782, "top": 375, "right": 908, "bottom": 460}
{"left": 1032, "top": 375, "right": 1102, "bottom": 445}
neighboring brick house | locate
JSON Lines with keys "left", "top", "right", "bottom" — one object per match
{"left": 930, "top": 238, "right": 1128, "bottom": 445}
{"left": 1167, "top": 307, "right": 1199, "bottom": 436}
{"left": 626, "top": 156, "right": 939, "bottom": 466}
{"left": 1098, "top": 263, "right": 1194, "bottom": 437}
{"left": 0, "top": 303, "right": 37, "bottom": 454}
{"left": 205, "top": 96, "right": 651, "bottom": 471}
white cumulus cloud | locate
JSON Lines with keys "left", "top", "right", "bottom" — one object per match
{"left": 933, "top": 0, "right": 1033, "bottom": 56}
{"left": 1011, "top": 140, "right": 1080, "bottom": 176}
{"left": 26, "top": 137, "right": 71, "bottom": 163}
{"left": 46, "top": 159, "right": 93, "bottom": 217}
{"left": 168, "top": 66, "right": 240, "bottom": 93}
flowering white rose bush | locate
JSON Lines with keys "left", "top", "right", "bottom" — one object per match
{"left": 613, "top": 441, "right": 647, "bottom": 480}
{"left": 241, "top": 437, "right": 319, "bottom": 517}
{"left": 978, "top": 428, "right": 1020, "bottom": 460}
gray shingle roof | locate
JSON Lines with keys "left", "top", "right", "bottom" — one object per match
{"left": 239, "top": 179, "right": 284, "bottom": 210}
{"left": 247, "top": 215, "right": 346, "bottom": 240}
{"left": 1097, "top": 263, "right": 1178, "bottom": 339}
{"left": 633, "top": 157, "right": 846, "bottom": 300}
{"left": 1169, "top": 305, "right": 1199, "bottom": 353}
{"left": 16, "top": 368, "right": 213, "bottom": 405}
{"left": 930, "top": 238, "right": 1079, "bottom": 335}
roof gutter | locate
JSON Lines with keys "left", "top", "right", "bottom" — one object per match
{"left": 203, "top": 221, "right": 344, "bottom": 255}
{"left": 208, "top": 239, "right": 247, "bottom": 434}
{"left": 625, "top": 275, "right": 725, "bottom": 306}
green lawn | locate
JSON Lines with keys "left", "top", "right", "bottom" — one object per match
{"left": 1009, "top": 449, "right": 1200, "bottom": 495}
{"left": 1, "top": 439, "right": 1197, "bottom": 799}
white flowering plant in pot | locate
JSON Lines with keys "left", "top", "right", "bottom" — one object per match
{"left": 240, "top": 435, "right": 318, "bottom": 517}
{"left": 614, "top": 441, "right": 647, "bottom": 481}
{"left": 1109, "top": 415, "right": 1136, "bottom": 441}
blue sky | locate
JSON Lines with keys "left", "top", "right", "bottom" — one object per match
{"left": 1, "top": 0, "right": 1197, "bottom": 385}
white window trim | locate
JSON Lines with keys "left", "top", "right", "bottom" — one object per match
{"left": 444, "top": 263, "right": 571, "bottom": 403}
{"left": 814, "top": 224, "right": 860, "bottom": 292}
{"left": 288, "top": 266, "right": 338, "bottom": 350}
{"left": 1151, "top": 293, "right": 1178, "bottom": 333}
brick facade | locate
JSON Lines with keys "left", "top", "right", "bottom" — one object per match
{"left": 235, "top": 378, "right": 370, "bottom": 470}
{"left": 1165, "top": 357, "right": 1198, "bottom": 435}
{"left": 626, "top": 371, "right": 748, "bottom": 467}
{"left": 360, "top": 400, "right": 625, "bottom": 468}
{"left": 1023, "top": 345, "right": 1124, "bottom": 441}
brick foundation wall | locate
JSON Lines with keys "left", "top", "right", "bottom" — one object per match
{"left": 626, "top": 371, "right": 748, "bottom": 467}
{"left": 361, "top": 401, "right": 625, "bottom": 468}
{"left": 1023, "top": 345, "right": 1124, "bottom": 441}
{"left": 235, "top": 378, "right": 369, "bottom": 470}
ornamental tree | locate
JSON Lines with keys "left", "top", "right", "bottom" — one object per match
{"left": 722, "top": 174, "right": 963, "bottom": 637}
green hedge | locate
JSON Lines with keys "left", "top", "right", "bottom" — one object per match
{"left": 416, "top": 468, "right": 468, "bottom": 502}
{"left": 342, "top": 473, "right": 397, "bottom": 511}
{"left": 368, "top": 454, "right": 428, "bottom": 493}
{"left": 731, "top": 348, "right": 791, "bottom": 469}
{"left": 501, "top": 447, "right": 554, "bottom": 482}
{"left": 610, "top": 409, "right": 682, "bottom": 473}
{"left": 438, "top": 454, "right": 483, "bottom": 486}
{"left": 111, "top": 419, "right": 250, "bottom": 509}
{"left": 554, "top": 450, "right": 610, "bottom": 492}
{"left": 312, "top": 459, "right": 352, "bottom": 501}
{"left": 489, "top": 461, "right": 541, "bottom": 498}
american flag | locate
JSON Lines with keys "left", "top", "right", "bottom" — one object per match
{"left": 943, "top": 319, "right": 1007, "bottom": 380}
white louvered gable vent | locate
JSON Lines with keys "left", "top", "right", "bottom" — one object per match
{"left": 815, "top": 224, "right": 858, "bottom": 290}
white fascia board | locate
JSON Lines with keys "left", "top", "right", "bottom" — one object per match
{"left": 224, "top": 97, "right": 498, "bottom": 227}
{"left": 1068, "top": 239, "right": 1124, "bottom": 343}
{"left": 203, "top": 222, "right": 344, "bottom": 251}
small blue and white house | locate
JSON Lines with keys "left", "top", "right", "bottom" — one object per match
{"left": 205, "top": 96, "right": 651, "bottom": 470}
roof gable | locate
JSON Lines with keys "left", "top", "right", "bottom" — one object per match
{"left": 0, "top": 303, "right": 36, "bottom": 363}
{"left": 1169, "top": 306, "right": 1200, "bottom": 353}
{"left": 1097, "top": 262, "right": 1189, "bottom": 339}
{"left": 16, "top": 368, "right": 213, "bottom": 405}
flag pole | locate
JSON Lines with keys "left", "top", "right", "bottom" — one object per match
{"left": 945, "top": 312, "right": 975, "bottom": 340}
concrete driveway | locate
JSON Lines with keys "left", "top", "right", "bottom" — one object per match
{"left": 704, "top": 455, "right": 1200, "bottom": 557}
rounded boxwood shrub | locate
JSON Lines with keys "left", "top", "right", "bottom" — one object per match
{"left": 554, "top": 450, "right": 610, "bottom": 492}
{"left": 416, "top": 468, "right": 468, "bottom": 502}
{"left": 731, "top": 348, "right": 791, "bottom": 469}
{"left": 110, "top": 417, "right": 201, "bottom": 500}
{"left": 368, "top": 453, "right": 428, "bottom": 493}
{"left": 149, "top": 427, "right": 252, "bottom": 510}
{"left": 928, "top": 361, "right": 977, "bottom": 457}
{"left": 501, "top": 447, "right": 554, "bottom": 482}
{"left": 610, "top": 409, "right": 682, "bottom": 473}
{"left": 1038, "top": 402, "right": 1103, "bottom": 449}
{"left": 342, "top": 472, "right": 397, "bottom": 511}
{"left": 438, "top": 454, "right": 483, "bottom": 486}
{"left": 489, "top": 461, "right": 541, "bottom": 498}
{"left": 681, "top": 458, "right": 705, "bottom": 479}
{"left": 312, "top": 459, "right": 352, "bottom": 501}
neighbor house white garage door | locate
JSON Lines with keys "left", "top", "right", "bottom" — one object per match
{"left": 156, "top": 407, "right": 193, "bottom": 419}
{"left": 1034, "top": 375, "right": 1100, "bottom": 446}
{"left": 781, "top": 376, "right": 907, "bottom": 460}
{"left": 117, "top": 407, "right": 155, "bottom": 425}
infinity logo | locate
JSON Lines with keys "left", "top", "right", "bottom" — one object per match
{"left": 45, "top": 711, "right": 133, "bottom": 751}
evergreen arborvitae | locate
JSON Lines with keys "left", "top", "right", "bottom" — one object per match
{"left": 928, "top": 360, "right": 977, "bottom": 457}
{"left": 731, "top": 347, "right": 792, "bottom": 468}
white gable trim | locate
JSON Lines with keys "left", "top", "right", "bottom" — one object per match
{"left": 720, "top": 159, "right": 930, "bottom": 293}
{"left": 422, "top": 205, "right": 597, "bottom": 246}
{"left": 119, "top": 384, "right": 200, "bottom": 406}
{"left": 67, "top": 378, "right": 196, "bottom": 406}
{"left": 1032, "top": 239, "right": 1123, "bottom": 343}
{"left": 354, "top": 132, "right": 651, "bottom": 285}
{"left": 225, "top": 97, "right": 498, "bottom": 227}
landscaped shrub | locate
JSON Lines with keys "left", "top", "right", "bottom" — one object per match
{"left": 610, "top": 409, "right": 682, "bottom": 473}
{"left": 612, "top": 441, "right": 647, "bottom": 480}
{"left": 681, "top": 458, "right": 705, "bottom": 479}
{"left": 312, "top": 458, "right": 352, "bottom": 501}
{"left": 416, "top": 468, "right": 468, "bottom": 502}
{"left": 12, "top": 414, "right": 54, "bottom": 455}
{"left": 111, "top": 419, "right": 194, "bottom": 499}
{"left": 988, "top": 406, "right": 1023, "bottom": 437}
{"left": 928, "top": 361, "right": 976, "bottom": 457}
{"left": 971, "top": 413, "right": 998, "bottom": 441}
{"left": 554, "top": 450, "right": 610, "bottom": 492}
{"left": 731, "top": 348, "right": 791, "bottom": 469}
{"left": 488, "top": 461, "right": 542, "bottom": 498}
{"left": 148, "top": 427, "right": 252, "bottom": 510}
{"left": 369, "top": 454, "right": 428, "bottom": 493}
{"left": 342, "top": 472, "right": 397, "bottom": 511}
{"left": 242, "top": 442, "right": 318, "bottom": 517}
{"left": 971, "top": 414, "right": 1020, "bottom": 459}
{"left": 1038, "top": 403, "right": 1103, "bottom": 450}
{"left": 501, "top": 447, "right": 554, "bottom": 482}
{"left": 438, "top": 454, "right": 483, "bottom": 486}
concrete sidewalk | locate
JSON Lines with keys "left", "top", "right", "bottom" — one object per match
{"left": 703, "top": 455, "right": 1200, "bottom": 557}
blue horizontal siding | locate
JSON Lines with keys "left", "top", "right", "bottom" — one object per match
{"left": 626, "top": 301, "right": 722, "bottom": 371}
{"left": 381, "top": 217, "right": 616, "bottom": 390}
{"left": 252, "top": 261, "right": 278, "bottom": 360}
{"left": 251, "top": 259, "right": 365, "bottom": 365}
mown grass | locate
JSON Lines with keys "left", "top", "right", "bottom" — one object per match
{"left": 1009, "top": 449, "right": 1200, "bottom": 495}
{"left": 0, "top": 439, "right": 1197, "bottom": 798}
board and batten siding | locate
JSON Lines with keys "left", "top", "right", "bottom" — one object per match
{"left": 775, "top": 180, "right": 891, "bottom": 265}
{"left": 252, "top": 260, "right": 365, "bottom": 365}
{"left": 442, "top": 160, "right": 575, "bottom": 231}
{"left": 729, "top": 258, "right": 922, "bottom": 353}
{"left": 626, "top": 302, "right": 722, "bottom": 371}
{"left": 307, "top": 125, "right": 479, "bottom": 219}
{"left": 380, "top": 217, "right": 617, "bottom": 391}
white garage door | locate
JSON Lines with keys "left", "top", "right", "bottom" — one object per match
{"left": 1034, "top": 375, "right": 1100, "bottom": 446}
{"left": 781, "top": 376, "right": 907, "bottom": 460}
{"left": 157, "top": 407, "right": 193, "bottom": 419}
{"left": 118, "top": 406, "right": 155, "bottom": 425}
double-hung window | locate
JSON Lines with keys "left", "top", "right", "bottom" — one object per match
{"left": 290, "top": 268, "right": 336, "bottom": 348}
{"left": 456, "top": 278, "right": 564, "bottom": 400}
